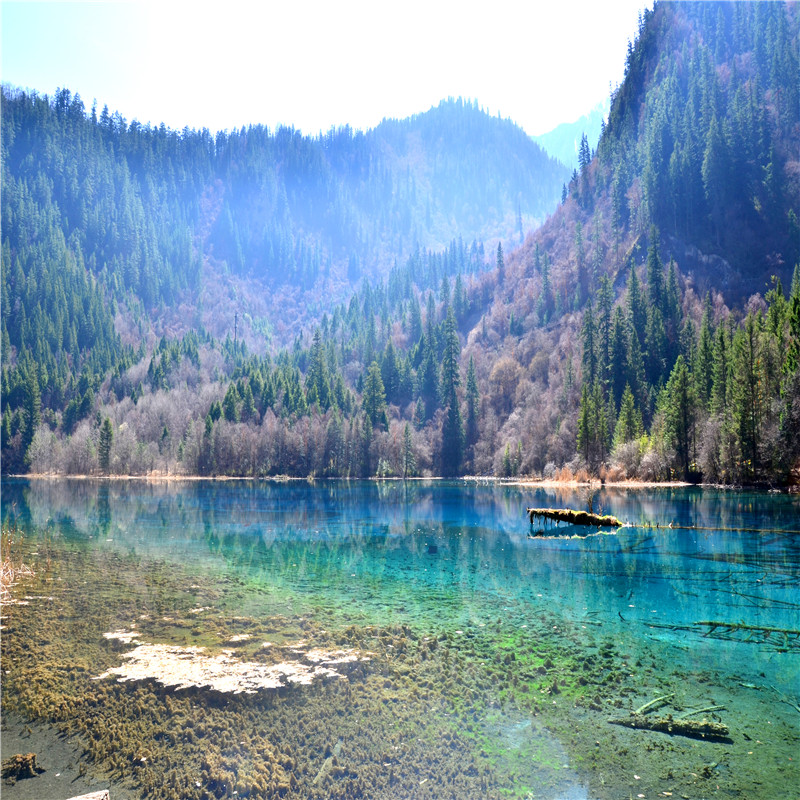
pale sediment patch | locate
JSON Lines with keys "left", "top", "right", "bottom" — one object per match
{"left": 305, "top": 647, "right": 363, "bottom": 664}
{"left": 95, "top": 640, "right": 369, "bottom": 694}
{"left": 103, "top": 629, "right": 142, "bottom": 645}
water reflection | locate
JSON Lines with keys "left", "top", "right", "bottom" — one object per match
{"left": 4, "top": 478, "right": 798, "bottom": 662}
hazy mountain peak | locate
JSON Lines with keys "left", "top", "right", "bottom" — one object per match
{"left": 533, "top": 98, "right": 611, "bottom": 169}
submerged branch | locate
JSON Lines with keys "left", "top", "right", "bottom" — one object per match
{"left": 608, "top": 713, "right": 730, "bottom": 741}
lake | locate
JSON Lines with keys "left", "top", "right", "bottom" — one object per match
{"left": 1, "top": 478, "right": 798, "bottom": 799}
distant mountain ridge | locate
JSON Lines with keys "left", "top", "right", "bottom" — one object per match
{"left": 533, "top": 99, "right": 610, "bottom": 170}
{"left": 1, "top": 91, "right": 568, "bottom": 342}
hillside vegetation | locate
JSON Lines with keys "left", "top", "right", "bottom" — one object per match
{"left": 2, "top": 1, "right": 798, "bottom": 485}
{"left": 474, "top": 1, "right": 800, "bottom": 484}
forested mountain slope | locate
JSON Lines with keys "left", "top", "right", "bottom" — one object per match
{"left": 1, "top": 91, "right": 565, "bottom": 332}
{"left": 471, "top": 0, "right": 800, "bottom": 484}
{"left": 0, "top": 90, "right": 565, "bottom": 472}
{"left": 2, "top": 1, "right": 798, "bottom": 485}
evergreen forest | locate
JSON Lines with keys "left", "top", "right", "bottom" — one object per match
{"left": 2, "top": 1, "right": 799, "bottom": 486}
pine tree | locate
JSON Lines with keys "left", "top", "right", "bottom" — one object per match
{"left": 609, "top": 307, "right": 628, "bottom": 410}
{"left": 496, "top": 242, "right": 505, "bottom": 285}
{"left": 240, "top": 382, "right": 257, "bottom": 422}
{"left": 702, "top": 113, "right": 729, "bottom": 246}
{"left": 612, "top": 384, "right": 643, "bottom": 449}
{"left": 439, "top": 308, "right": 463, "bottom": 475}
{"left": 694, "top": 310, "right": 715, "bottom": 410}
{"left": 665, "top": 259, "right": 682, "bottom": 355}
{"left": 645, "top": 306, "right": 668, "bottom": 387}
{"left": 409, "top": 294, "right": 423, "bottom": 344}
{"left": 577, "top": 384, "right": 593, "bottom": 463}
{"left": 661, "top": 355, "right": 695, "bottom": 479}
{"left": 465, "top": 355, "right": 479, "bottom": 451}
{"left": 778, "top": 267, "right": 800, "bottom": 474}
{"left": 418, "top": 334, "right": 439, "bottom": 421}
{"left": 453, "top": 273, "right": 467, "bottom": 322}
{"left": 577, "top": 381, "right": 609, "bottom": 469}
{"left": 440, "top": 274, "right": 451, "bottom": 309}
{"left": 22, "top": 368, "right": 41, "bottom": 464}
{"left": 581, "top": 303, "right": 598, "bottom": 386}
{"left": 538, "top": 252, "right": 553, "bottom": 322}
{"left": 381, "top": 340, "right": 401, "bottom": 405}
{"left": 596, "top": 276, "right": 614, "bottom": 387}
{"left": 441, "top": 398, "right": 464, "bottom": 476}
{"left": 439, "top": 308, "right": 461, "bottom": 398}
{"left": 783, "top": 263, "right": 800, "bottom": 378}
{"left": 627, "top": 261, "right": 647, "bottom": 346}
{"left": 222, "top": 382, "right": 240, "bottom": 422}
{"left": 306, "top": 329, "right": 331, "bottom": 410}
{"left": 645, "top": 226, "right": 664, "bottom": 312}
{"left": 362, "top": 361, "right": 387, "bottom": 429}
{"left": 99, "top": 416, "right": 113, "bottom": 472}
{"left": 731, "top": 314, "right": 764, "bottom": 478}
{"left": 502, "top": 443, "right": 514, "bottom": 477}
{"left": 711, "top": 323, "right": 731, "bottom": 415}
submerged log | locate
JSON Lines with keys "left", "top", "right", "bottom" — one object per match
{"left": 527, "top": 507, "right": 623, "bottom": 527}
{"left": 608, "top": 713, "right": 730, "bottom": 740}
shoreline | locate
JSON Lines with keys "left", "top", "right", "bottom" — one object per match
{"left": 6, "top": 473, "right": 784, "bottom": 491}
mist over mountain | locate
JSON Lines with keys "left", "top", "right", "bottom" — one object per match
{"left": 1, "top": 91, "right": 568, "bottom": 355}
{"left": 2, "top": 2, "right": 798, "bottom": 485}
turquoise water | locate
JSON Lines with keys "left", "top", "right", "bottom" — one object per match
{"left": 2, "top": 479, "right": 798, "bottom": 799}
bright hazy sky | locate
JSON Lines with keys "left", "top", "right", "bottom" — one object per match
{"left": 1, "top": 1, "right": 647, "bottom": 137}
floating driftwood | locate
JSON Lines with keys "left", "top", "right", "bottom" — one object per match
{"left": 608, "top": 712, "right": 730, "bottom": 740}
{"left": 527, "top": 507, "right": 623, "bottom": 528}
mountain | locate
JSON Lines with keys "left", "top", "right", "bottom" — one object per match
{"left": 533, "top": 99, "right": 610, "bottom": 171}
{"left": 1, "top": 92, "right": 566, "bottom": 338}
{"left": 466, "top": 0, "right": 799, "bottom": 484}
{"left": 0, "top": 90, "right": 566, "bottom": 472}
{"left": 2, "top": 2, "right": 798, "bottom": 485}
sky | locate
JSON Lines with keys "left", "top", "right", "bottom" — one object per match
{"left": 1, "top": 0, "right": 647, "bottom": 138}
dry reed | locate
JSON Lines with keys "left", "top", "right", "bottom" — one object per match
{"left": 1, "top": 522, "right": 34, "bottom": 602}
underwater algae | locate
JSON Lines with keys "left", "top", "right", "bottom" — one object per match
{"left": 2, "top": 544, "right": 575, "bottom": 800}
{"left": 2, "top": 544, "right": 796, "bottom": 800}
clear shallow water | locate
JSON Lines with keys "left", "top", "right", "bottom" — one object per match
{"left": 2, "top": 479, "right": 798, "bottom": 800}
